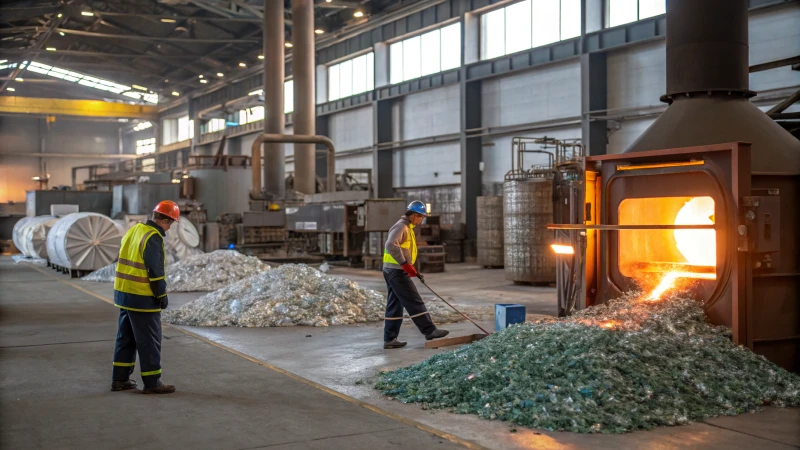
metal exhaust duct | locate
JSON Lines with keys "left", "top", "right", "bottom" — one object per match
{"left": 254, "top": 0, "right": 286, "bottom": 199}
{"left": 624, "top": 0, "right": 800, "bottom": 173}
{"left": 292, "top": 0, "right": 317, "bottom": 195}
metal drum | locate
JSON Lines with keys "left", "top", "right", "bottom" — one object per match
{"left": 503, "top": 177, "right": 555, "bottom": 284}
{"left": 477, "top": 196, "right": 504, "bottom": 268}
{"left": 46, "top": 213, "right": 121, "bottom": 270}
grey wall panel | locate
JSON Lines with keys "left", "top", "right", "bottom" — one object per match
{"left": 749, "top": 4, "right": 800, "bottom": 92}
{"left": 608, "top": 117, "right": 656, "bottom": 154}
{"left": 481, "top": 127, "right": 582, "bottom": 183}
{"left": 607, "top": 41, "right": 667, "bottom": 110}
{"left": 392, "top": 142, "right": 460, "bottom": 188}
{"left": 328, "top": 105, "right": 374, "bottom": 152}
{"left": 481, "top": 60, "right": 581, "bottom": 128}
{"left": 335, "top": 152, "right": 373, "bottom": 171}
{"left": 400, "top": 85, "right": 460, "bottom": 140}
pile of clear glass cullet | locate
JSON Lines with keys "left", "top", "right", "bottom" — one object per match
{"left": 166, "top": 250, "right": 269, "bottom": 292}
{"left": 162, "top": 263, "right": 487, "bottom": 327}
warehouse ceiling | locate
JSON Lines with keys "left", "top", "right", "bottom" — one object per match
{"left": 0, "top": 0, "right": 408, "bottom": 103}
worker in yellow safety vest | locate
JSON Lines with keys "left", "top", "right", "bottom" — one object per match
{"left": 110, "top": 200, "right": 179, "bottom": 394}
{"left": 382, "top": 200, "right": 449, "bottom": 349}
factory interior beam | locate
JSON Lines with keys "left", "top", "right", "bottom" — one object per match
{"left": 0, "top": 97, "right": 158, "bottom": 120}
{"left": 581, "top": 52, "right": 608, "bottom": 156}
{"left": 291, "top": 0, "right": 316, "bottom": 195}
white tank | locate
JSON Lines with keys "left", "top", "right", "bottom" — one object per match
{"left": 12, "top": 217, "right": 39, "bottom": 253}
{"left": 46, "top": 213, "right": 121, "bottom": 270}
{"left": 18, "top": 216, "right": 58, "bottom": 259}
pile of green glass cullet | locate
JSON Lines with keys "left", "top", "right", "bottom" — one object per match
{"left": 375, "top": 292, "right": 800, "bottom": 433}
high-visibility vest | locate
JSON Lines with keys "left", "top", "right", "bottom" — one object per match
{"left": 114, "top": 223, "right": 164, "bottom": 298}
{"left": 383, "top": 223, "right": 418, "bottom": 265}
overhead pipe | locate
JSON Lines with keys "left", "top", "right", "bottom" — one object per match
{"left": 251, "top": 133, "right": 336, "bottom": 194}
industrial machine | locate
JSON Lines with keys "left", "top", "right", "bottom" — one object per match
{"left": 550, "top": 0, "right": 800, "bottom": 372}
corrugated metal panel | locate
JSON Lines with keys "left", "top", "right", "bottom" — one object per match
{"left": 329, "top": 105, "right": 374, "bottom": 152}
{"left": 607, "top": 41, "right": 667, "bottom": 110}
{"left": 400, "top": 84, "right": 460, "bottom": 140}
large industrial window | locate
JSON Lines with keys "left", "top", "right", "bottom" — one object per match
{"left": 202, "top": 118, "right": 225, "bottom": 134}
{"left": 177, "top": 116, "right": 194, "bottom": 142}
{"left": 389, "top": 22, "right": 461, "bottom": 84}
{"left": 608, "top": 0, "right": 665, "bottom": 27}
{"left": 136, "top": 138, "right": 156, "bottom": 156}
{"left": 480, "top": 0, "right": 581, "bottom": 60}
{"left": 242, "top": 79, "right": 294, "bottom": 116}
{"left": 238, "top": 106, "right": 264, "bottom": 125}
{"left": 327, "top": 52, "right": 375, "bottom": 101}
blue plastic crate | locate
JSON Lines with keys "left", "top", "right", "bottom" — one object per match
{"left": 495, "top": 304, "right": 526, "bottom": 331}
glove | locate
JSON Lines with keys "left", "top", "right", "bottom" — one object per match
{"left": 401, "top": 263, "right": 418, "bottom": 278}
{"left": 417, "top": 273, "right": 425, "bottom": 283}
{"left": 159, "top": 296, "right": 169, "bottom": 310}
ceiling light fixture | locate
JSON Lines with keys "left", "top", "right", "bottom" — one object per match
{"left": 285, "top": 42, "right": 293, "bottom": 48}
{"left": 16, "top": 78, "right": 23, "bottom": 82}
{"left": 198, "top": 74, "right": 203, "bottom": 78}
{"left": 7, "top": 87, "right": 15, "bottom": 92}
{"left": 216, "top": 72, "right": 224, "bottom": 77}
{"left": 59, "top": 32, "right": 65, "bottom": 36}
{"left": 200, "top": 79, "right": 208, "bottom": 84}
{"left": 160, "top": 18, "right": 177, "bottom": 23}
{"left": 315, "top": 29, "right": 324, "bottom": 34}
{"left": 46, "top": 47, "right": 56, "bottom": 51}
{"left": 354, "top": 11, "right": 364, "bottom": 17}
{"left": 57, "top": 13, "right": 63, "bottom": 18}
{"left": 239, "top": 62, "right": 247, "bottom": 67}
{"left": 257, "top": 55, "right": 264, "bottom": 59}
{"left": 81, "top": 11, "right": 94, "bottom": 16}
{"left": 172, "top": 91, "right": 180, "bottom": 96}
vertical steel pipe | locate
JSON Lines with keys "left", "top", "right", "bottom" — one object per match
{"left": 259, "top": 0, "right": 285, "bottom": 199}
{"left": 291, "top": 0, "right": 317, "bottom": 194}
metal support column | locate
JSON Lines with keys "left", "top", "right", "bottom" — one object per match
{"left": 315, "top": 115, "right": 330, "bottom": 183}
{"left": 262, "top": 0, "right": 285, "bottom": 199}
{"left": 580, "top": 0, "right": 608, "bottom": 156}
{"left": 581, "top": 52, "right": 608, "bottom": 156}
{"left": 373, "top": 99, "right": 395, "bottom": 198}
{"left": 460, "top": 79, "right": 482, "bottom": 242}
{"left": 292, "top": 0, "right": 316, "bottom": 194}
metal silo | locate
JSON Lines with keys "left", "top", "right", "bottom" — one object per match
{"left": 503, "top": 138, "right": 557, "bottom": 284}
{"left": 477, "top": 196, "right": 504, "bottom": 267}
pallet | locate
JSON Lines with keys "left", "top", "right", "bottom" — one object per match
{"left": 424, "top": 333, "right": 489, "bottom": 349}
{"left": 47, "top": 261, "right": 91, "bottom": 278}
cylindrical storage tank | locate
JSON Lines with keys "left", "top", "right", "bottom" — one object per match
{"left": 19, "top": 216, "right": 58, "bottom": 258}
{"left": 503, "top": 177, "right": 555, "bottom": 284}
{"left": 46, "top": 213, "right": 121, "bottom": 270}
{"left": 477, "top": 196, "right": 504, "bottom": 268}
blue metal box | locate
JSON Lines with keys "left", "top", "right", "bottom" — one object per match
{"left": 495, "top": 304, "right": 526, "bottom": 331}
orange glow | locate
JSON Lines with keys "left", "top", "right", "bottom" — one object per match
{"left": 643, "top": 197, "right": 718, "bottom": 300}
{"left": 551, "top": 244, "right": 574, "bottom": 255}
{"left": 598, "top": 320, "right": 621, "bottom": 329}
{"left": 674, "top": 197, "right": 716, "bottom": 267}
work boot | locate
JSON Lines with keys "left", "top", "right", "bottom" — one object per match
{"left": 425, "top": 328, "right": 450, "bottom": 340}
{"left": 110, "top": 379, "right": 137, "bottom": 392}
{"left": 384, "top": 338, "right": 408, "bottom": 349}
{"left": 142, "top": 381, "right": 176, "bottom": 395}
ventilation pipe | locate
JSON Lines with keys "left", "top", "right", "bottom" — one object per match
{"left": 292, "top": 0, "right": 317, "bottom": 194}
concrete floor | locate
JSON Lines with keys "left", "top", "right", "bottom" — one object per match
{"left": 2, "top": 258, "right": 799, "bottom": 449}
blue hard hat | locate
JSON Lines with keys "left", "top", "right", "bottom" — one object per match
{"left": 407, "top": 200, "right": 427, "bottom": 216}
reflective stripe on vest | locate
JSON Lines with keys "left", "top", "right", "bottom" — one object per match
{"left": 383, "top": 223, "right": 417, "bottom": 265}
{"left": 114, "top": 223, "right": 163, "bottom": 297}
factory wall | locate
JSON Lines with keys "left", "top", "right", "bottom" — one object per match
{"left": 0, "top": 116, "right": 127, "bottom": 202}
{"left": 327, "top": 105, "right": 374, "bottom": 176}
{"left": 482, "top": 61, "right": 582, "bottom": 128}
{"left": 748, "top": 3, "right": 800, "bottom": 92}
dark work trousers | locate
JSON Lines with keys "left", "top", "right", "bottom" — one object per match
{"left": 112, "top": 308, "right": 162, "bottom": 388}
{"left": 383, "top": 269, "right": 436, "bottom": 341}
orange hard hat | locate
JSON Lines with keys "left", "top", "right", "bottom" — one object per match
{"left": 153, "top": 200, "right": 180, "bottom": 221}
